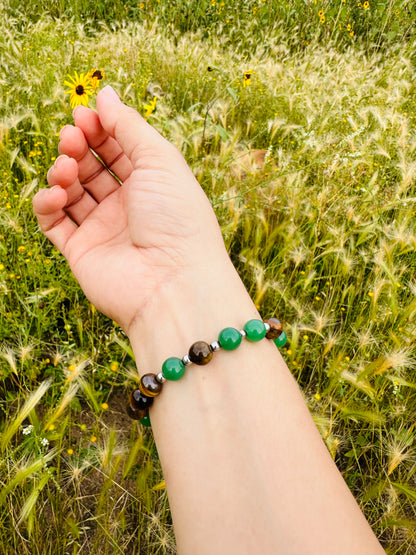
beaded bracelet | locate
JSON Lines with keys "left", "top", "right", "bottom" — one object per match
{"left": 126, "top": 317, "right": 287, "bottom": 427}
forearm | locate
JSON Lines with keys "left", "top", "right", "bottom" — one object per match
{"left": 128, "top": 255, "right": 384, "bottom": 555}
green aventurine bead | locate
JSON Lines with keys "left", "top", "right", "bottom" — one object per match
{"left": 140, "top": 414, "right": 152, "bottom": 427}
{"left": 218, "top": 327, "right": 242, "bottom": 350}
{"left": 274, "top": 330, "right": 287, "bottom": 348}
{"left": 162, "top": 357, "right": 185, "bottom": 381}
{"left": 244, "top": 319, "right": 267, "bottom": 342}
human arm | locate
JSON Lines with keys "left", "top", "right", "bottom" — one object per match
{"left": 33, "top": 86, "right": 385, "bottom": 555}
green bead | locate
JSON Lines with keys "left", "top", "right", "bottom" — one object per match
{"left": 244, "top": 319, "right": 266, "bottom": 342}
{"left": 274, "top": 330, "right": 287, "bottom": 348}
{"left": 140, "top": 414, "right": 152, "bottom": 427}
{"left": 162, "top": 357, "right": 185, "bottom": 381}
{"left": 218, "top": 327, "right": 242, "bottom": 350}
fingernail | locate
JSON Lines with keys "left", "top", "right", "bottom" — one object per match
{"left": 72, "top": 105, "right": 82, "bottom": 117}
{"left": 59, "top": 125, "right": 72, "bottom": 139}
{"left": 100, "top": 85, "right": 121, "bottom": 103}
{"left": 54, "top": 154, "right": 69, "bottom": 168}
{"left": 49, "top": 185, "right": 60, "bottom": 193}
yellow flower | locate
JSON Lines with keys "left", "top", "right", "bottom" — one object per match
{"left": 320, "top": 16, "right": 326, "bottom": 23}
{"left": 143, "top": 96, "right": 157, "bottom": 119}
{"left": 318, "top": 9, "right": 324, "bottom": 16}
{"left": 314, "top": 393, "right": 321, "bottom": 401}
{"left": 350, "top": 30, "right": 354, "bottom": 37}
{"left": 64, "top": 71, "right": 94, "bottom": 109}
{"left": 101, "top": 402, "right": 109, "bottom": 410}
{"left": 363, "top": 1, "right": 369, "bottom": 8}
{"left": 243, "top": 69, "right": 253, "bottom": 87}
{"left": 88, "top": 68, "right": 105, "bottom": 90}
{"left": 90, "top": 435, "right": 97, "bottom": 442}
{"left": 67, "top": 448, "right": 74, "bottom": 455}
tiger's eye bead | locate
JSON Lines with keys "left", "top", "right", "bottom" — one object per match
{"left": 162, "top": 357, "right": 186, "bottom": 381}
{"left": 244, "top": 319, "right": 267, "bottom": 342}
{"left": 126, "top": 403, "right": 149, "bottom": 421}
{"left": 188, "top": 341, "right": 213, "bottom": 365}
{"left": 139, "top": 373, "right": 163, "bottom": 397}
{"left": 218, "top": 327, "right": 242, "bottom": 351}
{"left": 264, "top": 318, "right": 284, "bottom": 340}
{"left": 274, "top": 330, "right": 287, "bottom": 348}
{"left": 130, "top": 388, "right": 154, "bottom": 411}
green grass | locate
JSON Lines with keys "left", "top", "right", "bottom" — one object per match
{"left": 1, "top": 1, "right": 416, "bottom": 553}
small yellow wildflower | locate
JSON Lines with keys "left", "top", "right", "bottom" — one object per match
{"left": 110, "top": 362, "right": 118, "bottom": 371}
{"left": 0, "top": 264, "right": 4, "bottom": 270}
{"left": 90, "top": 435, "right": 97, "bottom": 442}
{"left": 318, "top": 9, "right": 324, "bottom": 16}
{"left": 243, "top": 70, "right": 253, "bottom": 87}
{"left": 101, "top": 402, "right": 109, "bottom": 410}
{"left": 88, "top": 69, "right": 105, "bottom": 90}
{"left": 314, "top": 393, "right": 321, "bottom": 401}
{"left": 143, "top": 96, "right": 157, "bottom": 119}
{"left": 48, "top": 424, "right": 55, "bottom": 431}
{"left": 363, "top": 1, "right": 369, "bottom": 8}
{"left": 18, "top": 246, "right": 26, "bottom": 252}
{"left": 320, "top": 16, "right": 326, "bottom": 23}
{"left": 67, "top": 448, "right": 74, "bottom": 455}
{"left": 350, "top": 30, "right": 354, "bottom": 37}
{"left": 64, "top": 71, "right": 94, "bottom": 109}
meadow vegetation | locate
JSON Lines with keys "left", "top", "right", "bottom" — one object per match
{"left": 0, "top": 0, "right": 416, "bottom": 553}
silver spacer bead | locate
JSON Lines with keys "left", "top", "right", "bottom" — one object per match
{"left": 182, "top": 354, "right": 192, "bottom": 366}
{"left": 210, "top": 341, "right": 221, "bottom": 352}
{"left": 264, "top": 322, "right": 271, "bottom": 332}
{"left": 239, "top": 329, "right": 247, "bottom": 338}
{"left": 155, "top": 372, "right": 166, "bottom": 383}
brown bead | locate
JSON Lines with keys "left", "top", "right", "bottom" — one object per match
{"left": 126, "top": 403, "right": 148, "bottom": 421}
{"left": 130, "top": 388, "right": 154, "bottom": 412}
{"left": 264, "top": 318, "right": 284, "bottom": 339}
{"left": 188, "top": 341, "right": 213, "bottom": 365}
{"left": 139, "top": 373, "right": 163, "bottom": 397}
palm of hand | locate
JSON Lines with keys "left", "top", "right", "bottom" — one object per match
{"left": 34, "top": 97, "right": 222, "bottom": 332}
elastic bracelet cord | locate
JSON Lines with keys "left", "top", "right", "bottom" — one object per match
{"left": 126, "top": 317, "right": 287, "bottom": 427}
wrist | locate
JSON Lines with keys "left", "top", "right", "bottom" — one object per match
{"left": 127, "top": 254, "right": 260, "bottom": 377}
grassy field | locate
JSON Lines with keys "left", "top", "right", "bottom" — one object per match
{"left": 1, "top": 0, "right": 416, "bottom": 553}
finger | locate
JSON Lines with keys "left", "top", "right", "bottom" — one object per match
{"left": 47, "top": 155, "right": 98, "bottom": 225}
{"left": 96, "top": 86, "right": 174, "bottom": 168}
{"left": 58, "top": 125, "right": 121, "bottom": 200}
{"left": 73, "top": 105, "right": 132, "bottom": 182}
{"left": 32, "top": 186, "right": 77, "bottom": 256}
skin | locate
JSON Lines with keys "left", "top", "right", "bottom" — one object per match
{"left": 33, "top": 86, "right": 386, "bottom": 555}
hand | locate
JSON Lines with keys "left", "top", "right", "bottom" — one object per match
{"left": 33, "top": 86, "right": 227, "bottom": 333}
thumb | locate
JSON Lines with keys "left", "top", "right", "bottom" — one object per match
{"left": 96, "top": 86, "right": 171, "bottom": 167}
